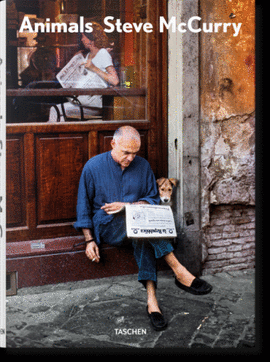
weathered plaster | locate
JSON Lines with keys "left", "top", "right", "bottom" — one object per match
{"left": 200, "top": 0, "right": 255, "bottom": 121}
{"left": 200, "top": 0, "right": 255, "bottom": 231}
{"left": 201, "top": 112, "right": 255, "bottom": 228}
{"left": 168, "top": 0, "right": 255, "bottom": 272}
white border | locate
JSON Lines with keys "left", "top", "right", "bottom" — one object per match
{"left": 0, "top": 0, "right": 6, "bottom": 349}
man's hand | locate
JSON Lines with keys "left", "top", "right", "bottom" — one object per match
{"left": 101, "top": 202, "right": 127, "bottom": 214}
{"left": 85, "top": 241, "right": 100, "bottom": 263}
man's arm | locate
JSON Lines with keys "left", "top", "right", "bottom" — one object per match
{"left": 74, "top": 166, "right": 101, "bottom": 263}
{"left": 101, "top": 200, "right": 149, "bottom": 214}
{"left": 82, "top": 228, "right": 94, "bottom": 242}
{"left": 83, "top": 228, "right": 100, "bottom": 263}
{"left": 74, "top": 165, "right": 94, "bottom": 231}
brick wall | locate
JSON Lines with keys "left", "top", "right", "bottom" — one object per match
{"left": 202, "top": 205, "right": 255, "bottom": 275}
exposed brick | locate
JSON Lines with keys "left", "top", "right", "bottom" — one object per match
{"left": 230, "top": 257, "right": 247, "bottom": 264}
{"left": 203, "top": 205, "right": 255, "bottom": 274}
{"left": 211, "top": 240, "right": 231, "bottom": 247}
{"left": 238, "top": 222, "right": 255, "bottom": 230}
{"left": 203, "top": 259, "right": 228, "bottom": 268}
{"left": 208, "top": 247, "right": 227, "bottom": 255}
{"left": 231, "top": 236, "right": 254, "bottom": 244}
{"left": 232, "top": 217, "right": 252, "bottom": 225}
{"left": 211, "top": 218, "right": 231, "bottom": 226}
{"left": 222, "top": 264, "right": 249, "bottom": 272}
{"left": 239, "top": 229, "right": 255, "bottom": 237}
{"left": 209, "top": 233, "right": 223, "bottom": 240}
{"left": 215, "top": 252, "right": 234, "bottom": 260}
{"left": 242, "top": 243, "right": 255, "bottom": 250}
{"left": 222, "top": 232, "right": 240, "bottom": 239}
{"left": 227, "top": 245, "right": 243, "bottom": 252}
{"left": 206, "top": 254, "right": 217, "bottom": 261}
{"left": 223, "top": 225, "right": 236, "bottom": 232}
{"left": 207, "top": 225, "right": 224, "bottom": 234}
{"left": 234, "top": 250, "right": 254, "bottom": 258}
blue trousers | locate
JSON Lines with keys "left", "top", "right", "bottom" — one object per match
{"left": 99, "top": 214, "right": 174, "bottom": 288}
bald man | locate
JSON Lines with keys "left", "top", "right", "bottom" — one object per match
{"left": 74, "top": 126, "right": 212, "bottom": 331}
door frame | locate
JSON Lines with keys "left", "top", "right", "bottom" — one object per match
{"left": 168, "top": 0, "right": 202, "bottom": 275}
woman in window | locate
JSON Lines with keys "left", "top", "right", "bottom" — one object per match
{"left": 48, "top": 22, "right": 119, "bottom": 122}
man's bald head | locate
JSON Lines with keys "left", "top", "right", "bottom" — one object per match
{"left": 111, "top": 126, "right": 141, "bottom": 170}
{"left": 113, "top": 126, "right": 141, "bottom": 144}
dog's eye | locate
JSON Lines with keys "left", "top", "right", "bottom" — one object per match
{"left": 160, "top": 188, "right": 165, "bottom": 191}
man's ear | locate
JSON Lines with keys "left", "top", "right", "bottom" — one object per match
{"left": 111, "top": 139, "right": 116, "bottom": 149}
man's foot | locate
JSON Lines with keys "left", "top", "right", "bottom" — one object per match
{"left": 175, "top": 277, "right": 213, "bottom": 295}
{"left": 147, "top": 301, "right": 161, "bottom": 314}
{"left": 175, "top": 273, "right": 195, "bottom": 287}
{"left": 164, "top": 252, "right": 195, "bottom": 287}
{"left": 146, "top": 306, "right": 168, "bottom": 331}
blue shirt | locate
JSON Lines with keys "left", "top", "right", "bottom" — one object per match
{"left": 74, "top": 151, "right": 160, "bottom": 244}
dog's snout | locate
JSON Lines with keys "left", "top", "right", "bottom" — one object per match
{"left": 161, "top": 197, "right": 170, "bottom": 203}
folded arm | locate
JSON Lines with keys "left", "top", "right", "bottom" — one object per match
{"left": 85, "top": 56, "right": 119, "bottom": 86}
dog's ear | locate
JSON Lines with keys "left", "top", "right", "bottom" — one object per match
{"left": 169, "top": 178, "right": 178, "bottom": 187}
{"left": 156, "top": 177, "right": 166, "bottom": 186}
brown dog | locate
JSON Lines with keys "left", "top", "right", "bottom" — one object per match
{"left": 156, "top": 177, "right": 178, "bottom": 205}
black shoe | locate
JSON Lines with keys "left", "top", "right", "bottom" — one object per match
{"left": 175, "top": 277, "right": 213, "bottom": 295}
{"left": 146, "top": 306, "right": 168, "bottom": 331}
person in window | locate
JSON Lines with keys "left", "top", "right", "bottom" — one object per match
{"left": 48, "top": 22, "right": 119, "bottom": 122}
{"left": 74, "top": 126, "right": 213, "bottom": 331}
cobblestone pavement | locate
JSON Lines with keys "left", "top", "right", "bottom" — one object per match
{"left": 5, "top": 269, "right": 259, "bottom": 352}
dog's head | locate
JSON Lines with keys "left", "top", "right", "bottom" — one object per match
{"left": 156, "top": 177, "right": 178, "bottom": 204}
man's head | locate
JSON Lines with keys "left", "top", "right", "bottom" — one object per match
{"left": 111, "top": 126, "right": 141, "bottom": 169}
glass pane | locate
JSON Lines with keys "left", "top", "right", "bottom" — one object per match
{"left": 7, "top": 0, "right": 147, "bottom": 122}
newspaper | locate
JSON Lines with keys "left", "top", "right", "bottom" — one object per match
{"left": 125, "top": 204, "right": 177, "bottom": 238}
{"left": 56, "top": 53, "right": 107, "bottom": 106}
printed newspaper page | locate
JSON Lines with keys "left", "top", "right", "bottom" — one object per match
{"left": 125, "top": 204, "right": 177, "bottom": 238}
{"left": 56, "top": 53, "right": 107, "bottom": 105}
